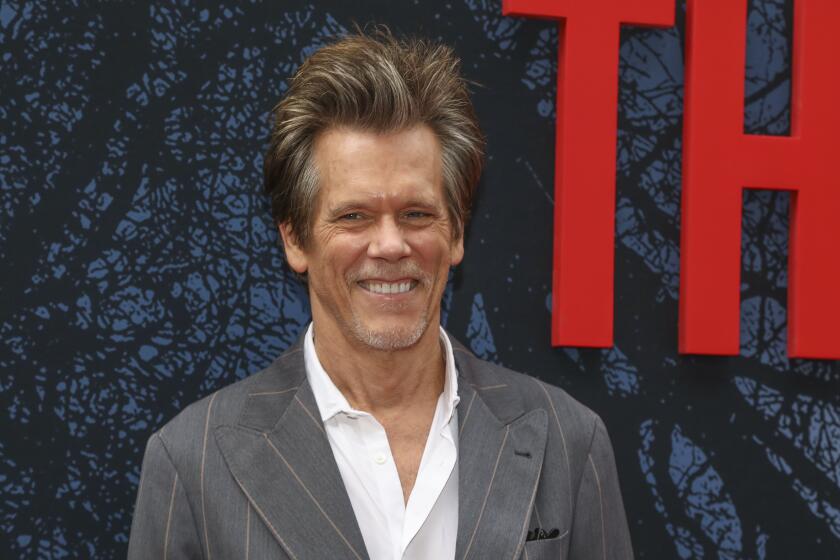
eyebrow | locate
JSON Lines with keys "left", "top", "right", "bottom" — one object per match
{"left": 326, "top": 201, "right": 371, "bottom": 218}
{"left": 326, "top": 198, "right": 441, "bottom": 217}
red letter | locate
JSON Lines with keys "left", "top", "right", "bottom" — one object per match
{"left": 680, "top": 0, "right": 840, "bottom": 359}
{"left": 503, "top": 0, "right": 673, "bottom": 347}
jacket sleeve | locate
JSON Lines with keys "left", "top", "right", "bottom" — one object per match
{"left": 567, "top": 417, "right": 634, "bottom": 560}
{"left": 128, "top": 432, "right": 203, "bottom": 559}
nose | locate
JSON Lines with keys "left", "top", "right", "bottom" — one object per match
{"left": 367, "top": 217, "right": 411, "bottom": 261}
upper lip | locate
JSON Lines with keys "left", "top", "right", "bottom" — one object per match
{"left": 358, "top": 277, "right": 417, "bottom": 283}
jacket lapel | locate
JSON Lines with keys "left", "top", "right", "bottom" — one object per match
{"left": 214, "top": 335, "right": 547, "bottom": 560}
{"left": 214, "top": 346, "right": 369, "bottom": 560}
{"left": 454, "top": 346, "right": 549, "bottom": 560}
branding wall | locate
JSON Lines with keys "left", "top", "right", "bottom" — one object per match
{"left": 1, "top": 0, "right": 838, "bottom": 558}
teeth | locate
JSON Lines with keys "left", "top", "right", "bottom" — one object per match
{"left": 362, "top": 281, "right": 414, "bottom": 294}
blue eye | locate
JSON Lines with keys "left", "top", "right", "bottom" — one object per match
{"left": 340, "top": 213, "right": 363, "bottom": 220}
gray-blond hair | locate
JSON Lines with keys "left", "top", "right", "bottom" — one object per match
{"left": 263, "top": 28, "right": 485, "bottom": 248}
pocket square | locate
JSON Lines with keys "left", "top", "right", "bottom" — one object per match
{"left": 526, "top": 527, "right": 561, "bottom": 541}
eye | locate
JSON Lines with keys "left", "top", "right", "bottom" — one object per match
{"left": 339, "top": 212, "right": 364, "bottom": 221}
{"left": 404, "top": 210, "right": 432, "bottom": 219}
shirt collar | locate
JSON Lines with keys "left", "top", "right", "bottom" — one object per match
{"left": 303, "top": 323, "right": 460, "bottom": 423}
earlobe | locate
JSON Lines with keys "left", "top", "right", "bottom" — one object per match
{"left": 450, "top": 236, "right": 465, "bottom": 266}
{"left": 278, "top": 223, "right": 309, "bottom": 274}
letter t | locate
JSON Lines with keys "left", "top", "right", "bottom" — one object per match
{"left": 503, "top": 0, "right": 674, "bottom": 347}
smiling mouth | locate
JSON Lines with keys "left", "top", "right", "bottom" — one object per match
{"left": 358, "top": 280, "right": 419, "bottom": 295}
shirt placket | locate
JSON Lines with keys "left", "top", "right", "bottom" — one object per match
{"left": 400, "top": 396, "right": 457, "bottom": 552}
{"left": 354, "top": 412, "right": 406, "bottom": 559}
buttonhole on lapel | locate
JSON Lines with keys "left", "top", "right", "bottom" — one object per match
{"left": 514, "top": 449, "right": 531, "bottom": 458}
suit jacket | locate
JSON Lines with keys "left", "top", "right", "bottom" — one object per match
{"left": 128, "top": 335, "right": 633, "bottom": 559}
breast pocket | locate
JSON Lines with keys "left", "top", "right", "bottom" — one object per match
{"left": 520, "top": 531, "right": 568, "bottom": 560}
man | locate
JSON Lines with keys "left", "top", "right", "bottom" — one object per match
{"left": 128, "top": 30, "right": 632, "bottom": 560}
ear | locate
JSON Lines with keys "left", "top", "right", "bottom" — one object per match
{"left": 278, "top": 223, "right": 309, "bottom": 274}
{"left": 450, "top": 235, "right": 464, "bottom": 267}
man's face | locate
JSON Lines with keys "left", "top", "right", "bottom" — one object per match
{"left": 281, "top": 125, "right": 464, "bottom": 351}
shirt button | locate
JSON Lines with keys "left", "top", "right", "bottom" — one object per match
{"left": 374, "top": 453, "right": 387, "bottom": 465}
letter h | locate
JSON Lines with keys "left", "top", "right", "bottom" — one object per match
{"left": 680, "top": 0, "right": 840, "bottom": 359}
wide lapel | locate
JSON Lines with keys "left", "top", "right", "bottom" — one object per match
{"left": 215, "top": 346, "right": 369, "bottom": 560}
{"left": 453, "top": 345, "right": 549, "bottom": 560}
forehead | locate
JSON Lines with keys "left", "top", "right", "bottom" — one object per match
{"left": 312, "top": 125, "right": 444, "bottom": 207}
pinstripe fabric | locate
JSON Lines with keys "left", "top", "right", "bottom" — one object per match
{"left": 128, "top": 334, "right": 632, "bottom": 559}
{"left": 535, "top": 379, "right": 574, "bottom": 513}
{"left": 245, "top": 502, "right": 251, "bottom": 560}
{"left": 588, "top": 455, "right": 607, "bottom": 560}
{"left": 200, "top": 392, "right": 218, "bottom": 559}
{"left": 458, "top": 391, "right": 477, "bottom": 437}
{"left": 260, "top": 432, "right": 365, "bottom": 560}
{"left": 461, "top": 425, "right": 510, "bottom": 559}
{"left": 163, "top": 472, "right": 177, "bottom": 559}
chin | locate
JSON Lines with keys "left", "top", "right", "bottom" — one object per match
{"left": 348, "top": 315, "right": 431, "bottom": 351}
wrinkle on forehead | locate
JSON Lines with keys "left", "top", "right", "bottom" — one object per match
{"left": 313, "top": 125, "right": 444, "bottom": 202}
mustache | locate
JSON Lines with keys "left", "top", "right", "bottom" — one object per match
{"left": 347, "top": 261, "right": 430, "bottom": 283}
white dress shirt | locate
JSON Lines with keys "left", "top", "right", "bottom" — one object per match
{"left": 304, "top": 323, "right": 460, "bottom": 560}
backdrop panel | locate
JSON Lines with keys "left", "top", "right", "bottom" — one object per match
{"left": 2, "top": 0, "right": 838, "bottom": 558}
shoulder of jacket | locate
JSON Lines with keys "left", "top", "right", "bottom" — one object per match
{"left": 152, "top": 346, "right": 304, "bottom": 453}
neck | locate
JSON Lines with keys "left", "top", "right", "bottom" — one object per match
{"left": 310, "top": 318, "right": 446, "bottom": 416}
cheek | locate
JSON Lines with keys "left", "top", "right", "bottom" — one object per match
{"left": 411, "top": 233, "right": 458, "bottom": 267}
{"left": 320, "top": 239, "right": 369, "bottom": 277}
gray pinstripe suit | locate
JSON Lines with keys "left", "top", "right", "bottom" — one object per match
{"left": 128, "top": 335, "right": 633, "bottom": 559}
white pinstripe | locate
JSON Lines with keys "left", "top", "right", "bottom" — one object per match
{"left": 475, "top": 383, "right": 508, "bottom": 390}
{"left": 512, "top": 450, "right": 544, "bottom": 560}
{"left": 163, "top": 472, "right": 178, "bottom": 559}
{"left": 229, "top": 472, "right": 299, "bottom": 560}
{"left": 244, "top": 502, "right": 251, "bottom": 560}
{"left": 248, "top": 388, "right": 297, "bottom": 396}
{"left": 534, "top": 379, "right": 573, "bottom": 512}
{"left": 200, "top": 392, "right": 218, "bottom": 560}
{"left": 459, "top": 391, "right": 478, "bottom": 436}
{"left": 588, "top": 454, "right": 607, "bottom": 560}
{"left": 294, "top": 395, "right": 325, "bottom": 435}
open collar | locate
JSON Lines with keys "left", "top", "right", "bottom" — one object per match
{"left": 303, "top": 323, "right": 460, "bottom": 424}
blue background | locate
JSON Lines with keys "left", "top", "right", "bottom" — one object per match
{"left": 2, "top": 0, "right": 839, "bottom": 558}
